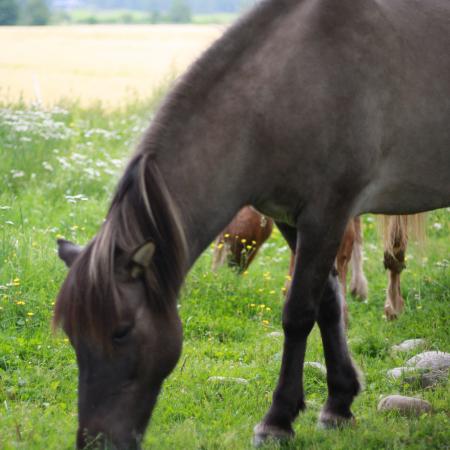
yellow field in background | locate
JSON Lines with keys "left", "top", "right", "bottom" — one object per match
{"left": 0, "top": 25, "right": 225, "bottom": 107}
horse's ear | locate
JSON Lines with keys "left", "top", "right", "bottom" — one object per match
{"left": 130, "top": 241, "right": 156, "bottom": 278}
{"left": 57, "top": 239, "right": 82, "bottom": 268}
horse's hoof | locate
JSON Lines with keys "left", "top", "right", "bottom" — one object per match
{"left": 318, "top": 410, "right": 356, "bottom": 429}
{"left": 384, "top": 305, "right": 399, "bottom": 321}
{"left": 252, "top": 423, "right": 294, "bottom": 447}
{"left": 350, "top": 277, "right": 368, "bottom": 300}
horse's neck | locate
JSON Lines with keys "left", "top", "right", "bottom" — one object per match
{"left": 139, "top": 2, "right": 296, "bottom": 268}
{"left": 153, "top": 114, "right": 250, "bottom": 269}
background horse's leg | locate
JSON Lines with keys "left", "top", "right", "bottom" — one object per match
{"left": 383, "top": 216, "right": 408, "bottom": 320}
{"left": 254, "top": 215, "right": 359, "bottom": 444}
{"left": 335, "top": 220, "right": 355, "bottom": 328}
{"left": 211, "top": 236, "right": 228, "bottom": 271}
{"left": 349, "top": 216, "right": 368, "bottom": 300}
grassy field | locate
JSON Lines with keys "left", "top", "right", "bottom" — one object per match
{"left": 0, "top": 25, "right": 224, "bottom": 108}
{"left": 0, "top": 94, "right": 449, "bottom": 449}
{"left": 59, "top": 9, "right": 237, "bottom": 25}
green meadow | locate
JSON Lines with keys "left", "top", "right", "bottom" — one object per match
{"left": 0, "top": 95, "right": 448, "bottom": 449}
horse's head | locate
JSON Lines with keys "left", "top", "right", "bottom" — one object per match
{"left": 55, "top": 238, "right": 183, "bottom": 449}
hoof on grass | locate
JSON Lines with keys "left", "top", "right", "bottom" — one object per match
{"left": 252, "top": 423, "right": 294, "bottom": 447}
{"left": 318, "top": 410, "right": 355, "bottom": 429}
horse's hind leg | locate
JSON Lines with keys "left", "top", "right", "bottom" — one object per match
{"left": 335, "top": 219, "right": 355, "bottom": 327}
{"left": 383, "top": 216, "right": 407, "bottom": 320}
{"left": 350, "top": 216, "right": 368, "bottom": 300}
{"left": 254, "top": 215, "right": 360, "bottom": 445}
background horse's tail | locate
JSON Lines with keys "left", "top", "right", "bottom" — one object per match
{"left": 381, "top": 214, "right": 426, "bottom": 258}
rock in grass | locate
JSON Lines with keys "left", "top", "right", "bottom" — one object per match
{"left": 207, "top": 376, "right": 249, "bottom": 385}
{"left": 304, "top": 362, "right": 327, "bottom": 376}
{"left": 391, "top": 339, "right": 426, "bottom": 352}
{"left": 387, "top": 367, "right": 423, "bottom": 379}
{"left": 377, "top": 395, "right": 432, "bottom": 415}
{"left": 387, "top": 366, "right": 448, "bottom": 388}
{"left": 406, "top": 351, "right": 450, "bottom": 370}
{"left": 420, "top": 369, "right": 449, "bottom": 388}
{"left": 267, "top": 331, "right": 283, "bottom": 338}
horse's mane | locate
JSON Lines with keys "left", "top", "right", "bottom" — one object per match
{"left": 140, "top": 0, "right": 298, "bottom": 150}
{"left": 53, "top": 152, "right": 187, "bottom": 347}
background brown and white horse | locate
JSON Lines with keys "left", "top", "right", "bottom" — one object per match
{"left": 213, "top": 208, "right": 425, "bottom": 323}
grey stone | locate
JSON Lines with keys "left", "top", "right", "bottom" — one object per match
{"left": 391, "top": 339, "right": 426, "bottom": 352}
{"left": 387, "top": 366, "right": 448, "bottom": 388}
{"left": 267, "top": 331, "right": 283, "bottom": 338}
{"left": 377, "top": 395, "right": 432, "bottom": 415}
{"left": 420, "top": 369, "right": 448, "bottom": 388}
{"left": 406, "top": 351, "right": 450, "bottom": 370}
{"left": 304, "top": 361, "right": 327, "bottom": 376}
{"left": 207, "top": 376, "right": 249, "bottom": 385}
{"left": 387, "top": 367, "right": 423, "bottom": 379}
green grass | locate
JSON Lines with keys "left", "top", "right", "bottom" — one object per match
{"left": 0, "top": 96, "right": 448, "bottom": 449}
{"left": 54, "top": 9, "right": 237, "bottom": 25}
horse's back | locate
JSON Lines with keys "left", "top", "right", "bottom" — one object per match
{"left": 242, "top": 0, "right": 450, "bottom": 219}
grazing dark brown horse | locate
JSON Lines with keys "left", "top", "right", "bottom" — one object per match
{"left": 54, "top": 0, "right": 450, "bottom": 448}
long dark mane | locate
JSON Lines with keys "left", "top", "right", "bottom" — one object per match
{"left": 54, "top": 152, "right": 187, "bottom": 346}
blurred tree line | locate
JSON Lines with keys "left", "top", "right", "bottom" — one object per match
{"left": 0, "top": 0, "right": 257, "bottom": 25}
{"left": 0, "top": 0, "right": 50, "bottom": 24}
{"left": 89, "top": 0, "right": 255, "bottom": 13}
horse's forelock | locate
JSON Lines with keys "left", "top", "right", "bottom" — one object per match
{"left": 54, "top": 153, "right": 187, "bottom": 349}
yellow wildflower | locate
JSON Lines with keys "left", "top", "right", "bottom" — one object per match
{"left": 241, "top": 238, "right": 247, "bottom": 244}
{"left": 27, "top": 312, "right": 34, "bottom": 317}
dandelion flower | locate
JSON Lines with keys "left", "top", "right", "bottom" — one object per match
{"left": 27, "top": 312, "right": 34, "bottom": 317}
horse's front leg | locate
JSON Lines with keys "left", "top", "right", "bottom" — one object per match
{"left": 317, "top": 273, "right": 362, "bottom": 427}
{"left": 254, "top": 216, "right": 360, "bottom": 445}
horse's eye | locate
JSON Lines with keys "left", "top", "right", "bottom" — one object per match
{"left": 112, "top": 324, "right": 133, "bottom": 343}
